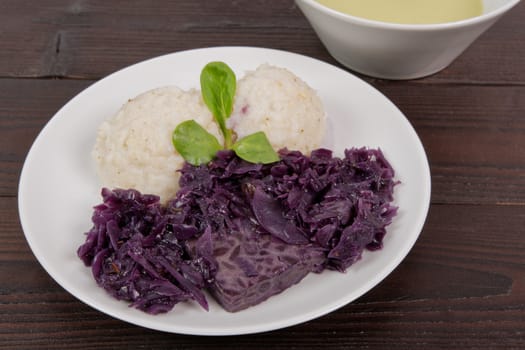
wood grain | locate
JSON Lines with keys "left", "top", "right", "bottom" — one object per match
{"left": 2, "top": 79, "right": 523, "bottom": 203}
{"left": 1, "top": 0, "right": 524, "bottom": 83}
{"left": 1, "top": 196, "right": 523, "bottom": 348}
{"left": 1, "top": 0, "right": 524, "bottom": 348}
{"left": 378, "top": 83, "right": 525, "bottom": 205}
{"left": 0, "top": 78, "right": 93, "bottom": 196}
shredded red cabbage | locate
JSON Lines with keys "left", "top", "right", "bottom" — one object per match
{"left": 78, "top": 148, "right": 397, "bottom": 313}
{"left": 77, "top": 188, "right": 211, "bottom": 314}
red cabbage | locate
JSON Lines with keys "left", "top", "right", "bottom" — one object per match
{"left": 77, "top": 188, "right": 210, "bottom": 314}
{"left": 78, "top": 147, "right": 397, "bottom": 314}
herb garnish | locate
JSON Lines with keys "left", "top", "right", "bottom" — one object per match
{"left": 172, "top": 61, "right": 279, "bottom": 165}
{"left": 172, "top": 120, "right": 222, "bottom": 166}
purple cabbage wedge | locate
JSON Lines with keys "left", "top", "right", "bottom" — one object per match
{"left": 185, "top": 218, "right": 325, "bottom": 312}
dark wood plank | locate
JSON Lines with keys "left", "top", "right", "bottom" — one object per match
{"left": 378, "top": 82, "right": 525, "bottom": 205}
{"left": 2, "top": 78, "right": 524, "bottom": 204}
{"left": 422, "top": 0, "right": 525, "bottom": 84}
{"left": 2, "top": 0, "right": 525, "bottom": 349}
{"left": 0, "top": 78, "right": 93, "bottom": 196}
{"left": 0, "top": 0, "right": 329, "bottom": 79}
{"left": 2, "top": 195, "right": 524, "bottom": 348}
{"left": 1, "top": 0, "right": 524, "bottom": 83}
{"left": 0, "top": 199, "right": 36, "bottom": 263}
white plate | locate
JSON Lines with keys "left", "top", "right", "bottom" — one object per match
{"left": 18, "top": 47, "right": 431, "bottom": 335}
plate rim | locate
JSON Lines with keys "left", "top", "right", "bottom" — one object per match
{"left": 18, "top": 46, "right": 431, "bottom": 335}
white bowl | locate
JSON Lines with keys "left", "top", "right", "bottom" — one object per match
{"left": 296, "top": 0, "right": 521, "bottom": 79}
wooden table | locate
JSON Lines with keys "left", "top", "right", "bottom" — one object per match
{"left": 2, "top": 1, "right": 524, "bottom": 349}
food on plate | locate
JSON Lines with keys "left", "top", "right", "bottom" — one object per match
{"left": 192, "top": 227, "right": 326, "bottom": 313}
{"left": 77, "top": 188, "right": 211, "bottom": 314}
{"left": 92, "top": 86, "right": 222, "bottom": 203}
{"left": 79, "top": 61, "right": 397, "bottom": 314}
{"left": 78, "top": 148, "right": 397, "bottom": 314}
{"left": 228, "top": 64, "right": 325, "bottom": 155}
{"left": 173, "top": 62, "right": 280, "bottom": 166}
{"left": 93, "top": 64, "right": 326, "bottom": 202}
{"left": 178, "top": 148, "right": 396, "bottom": 312}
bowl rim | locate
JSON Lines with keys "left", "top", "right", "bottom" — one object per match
{"left": 296, "top": 0, "right": 521, "bottom": 31}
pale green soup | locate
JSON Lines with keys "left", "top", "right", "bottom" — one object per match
{"left": 316, "top": 0, "right": 484, "bottom": 24}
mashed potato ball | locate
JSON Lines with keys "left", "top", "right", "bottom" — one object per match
{"left": 92, "top": 65, "right": 327, "bottom": 202}
{"left": 92, "top": 86, "right": 223, "bottom": 203}
{"left": 228, "top": 64, "right": 326, "bottom": 154}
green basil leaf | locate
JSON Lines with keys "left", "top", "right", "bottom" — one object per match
{"left": 200, "top": 61, "right": 236, "bottom": 148}
{"left": 232, "top": 131, "right": 280, "bottom": 164}
{"left": 172, "top": 120, "right": 222, "bottom": 165}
